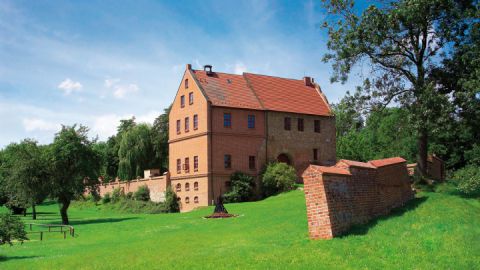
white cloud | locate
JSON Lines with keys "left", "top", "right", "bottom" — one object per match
{"left": 22, "top": 118, "right": 60, "bottom": 132}
{"left": 103, "top": 79, "right": 140, "bottom": 99}
{"left": 104, "top": 78, "right": 120, "bottom": 88}
{"left": 58, "top": 78, "right": 82, "bottom": 95}
{"left": 233, "top": 62, "right": 247, "bottom": 74}
{"left": 92, "top": 110, "right": 159, "bottom": 141}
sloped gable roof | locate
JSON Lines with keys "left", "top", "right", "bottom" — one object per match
{"left": 369, "top": 157, "right": 406, "bottom": 168}
{"left": 190, "top": 69, "right": 332, "bottom": 116}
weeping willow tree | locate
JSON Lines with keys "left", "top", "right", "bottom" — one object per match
{"left": 117, "top": 124, "right": 156, "bottom": 180}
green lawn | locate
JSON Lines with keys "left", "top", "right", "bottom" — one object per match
{"left": 1, "top": 187, "right": 479, "bottom": 269}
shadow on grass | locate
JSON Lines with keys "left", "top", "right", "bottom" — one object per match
{"left": 70, "top": 217, "right": 139, "bottom": 226}
{"left": 341, "top": 196, "right": 428, "bottom": 237}
{"left": 0, "top": 255, "right": 39, "bottom": 262}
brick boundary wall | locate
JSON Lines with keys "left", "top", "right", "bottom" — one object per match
{"left": 303, "top": 157, "right": 414, "bottom": 239}
{"left": 89, "top": 172, "right": 171, "bottom": 203}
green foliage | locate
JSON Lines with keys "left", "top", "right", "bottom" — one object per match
{"left": 133, "top": 185, "right": 150, "bottom": 202}
{"left": 102, "top": 193, "right": 111, "bottom": 204}
{"left": 104, "top": 199, "right": 166, "bottom": 214}
{"left": 151, "top": 106, "right": 171, "bottom": 172}
{"left": 47, "top": 125, "right": 100, "bottom": 224}
{"left": 261, "top": 162, "right": 296, "bottom": 197}
{"left": 0, "top": 213, "right": 28, "bottom": 245}
{"left": 223, "top": 172, "right": 255, "bottom": 203}
{"left": 126, "top": 192, "right": 133, "bottom": 199}
{"left": 163, "top": 186, "right": 180, "bottom": 213}
{"left": 452, "top": 166, "right": 480, "bottom": 197}
{"left": 111, "top": 188, "right": 124, "bottom": 203}
{"left": 465, "top": 144, "right": 480, "bottom": 167}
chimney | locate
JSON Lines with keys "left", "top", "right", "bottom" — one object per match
{"left": 304, "top": 76, "right": 314, "bottom": 87}
{"left": 204, "top": 65, "right": 213, "bottom": 76}
{"left": 186, "top": 64, "right": 192, "bottom": 70}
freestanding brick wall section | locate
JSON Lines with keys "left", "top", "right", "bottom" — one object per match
{"left": 303, "top": 157, "right": 414, "bottom": 239}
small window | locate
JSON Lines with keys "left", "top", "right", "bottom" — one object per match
{"left": 194, "top": 196, "right": 199, "bottom": 203}
{"left": 193, "top": 114, "right": 198, "bottom": 130}
{"left": 313, "top": 149, "right": 318, "bottom": 161}
{"left": 184, "top": 157, "right": 190, "bottom": 173}
{"left": 224, "top": 154, "right": 232, "bottom": 169}
{"left": 176, "top": 159, "right": 181, "bottom": 174}
{"left": 298, "top": 118, "right": 304, "bottom": 132}
{"left": 189, "top": 92, "right": 194, "bottom": 105}
{"left": 185, "top": 196, "right": 190, "bottom": 204}
{"left": 176, "top": 120, "right": 181, "bottom": 134}
{"left": 180, "top": 95, "right": 185, "bottom": 108}
{"left": 249, "top": 156, "right": 256, "bottom": 170}
{"left": 176, "top": 183, "right": 181, "bottom": 192}
{"left": 185, "top": 183, "right": 190, "bottom": 191}
{"left": 224, "top": 113, "right": 232, "bottom": 128}
{"left": 284, "top": 117, "right": 291, "bottom": 130}
{"left": 248, "top": 115, "right": 255, "bottom": 129}
{"left": 185, "top": 79, "right": 189, "bottom": 89}
{"left": 314, "top": 120, "right": 321, "bottom": 133}
{"left": 194, "top": 156, "right": 198, "bottom": 172}
{"left": 194, "top": 182, "right": 199, "bottom": 191}
{"left": 185, "top": 117, "right": 190, "bottom": 132}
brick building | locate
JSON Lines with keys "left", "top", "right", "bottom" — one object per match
{"left": 169, "top": 64, "right": 336, "bottom": 211}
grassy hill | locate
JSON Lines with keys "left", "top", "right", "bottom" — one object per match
{"left": 1, "top": 186, "right": 479, "bottom": 269}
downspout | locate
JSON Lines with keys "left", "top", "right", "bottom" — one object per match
{"left": 208, "top": 101, "right": 214, "bottom": 205}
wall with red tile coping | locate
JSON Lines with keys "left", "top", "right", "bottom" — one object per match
{"left": 303, "top": 158, "right": 414, "bottom": 239}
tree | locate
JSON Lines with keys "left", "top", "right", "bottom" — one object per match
{"left": 223, "top": 172, "right": 255, "bottom": 203}
{"left": 117, "top": 124, "right": 156, "bottom": 180}
{"left": 48, "top": 125, "right": 100, "bottom": 224}
{"left": 0, "top": 213, "right": 28, "bottom": 245}
{"left": 261, "top": 162, "right": 297, "bottom": 197}
{"left": 1, "top": 140, "right": 49, "bottom": 219}
{"left": 321, "top": 0, "right": 474, "bottom": 177}
{"left": 152, "top": 106, "right": 171, "bottom": 172}
{"left": 163, "top": 186, "right": 180, "bottom": 213}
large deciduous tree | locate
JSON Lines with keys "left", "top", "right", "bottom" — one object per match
{"left": 0, "top": 140, "right": 49, "bottom": 219}
{"left": 152, "top": 105, "right": 171, "bottom": 172}
{"left": 48, "top": 125, "right": 100, "bottom": 224}
{"left": 321, "top": 0, "right": 474, "bottom": 176}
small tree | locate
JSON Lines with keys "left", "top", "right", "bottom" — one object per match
{"left": 261, "top": 162, "right": 297, "bottom": 197}
{"left": 111, "top": 187, "right": 124, "bottom": 203}
{"left": 453, "top": 166, "right": 480, "bottom": 197}
{"left": 134, "top": 185, "right": 150, "bottom": 202}
{"left": 0, "top": 213, "right": 28, "bottom": 245}
{"left": 223, "top": 172, "right": 255, "bottom": 203}
{"left": 163, "top": 186, "right": 179, "bottom": 213}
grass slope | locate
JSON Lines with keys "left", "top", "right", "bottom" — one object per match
{"left": 1, "top": 188, "right": 479, "bottom": 269}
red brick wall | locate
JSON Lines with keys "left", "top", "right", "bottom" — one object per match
{"left": 303, "top": 160, "right": 414, "bottom": 239}
{"left": 95, "top": 174, "right": 170, "bottom": 202}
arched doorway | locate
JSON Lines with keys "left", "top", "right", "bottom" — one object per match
{"left": 277, "top": 153, "right": 291, "bottom": 165}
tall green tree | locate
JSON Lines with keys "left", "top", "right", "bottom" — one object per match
{"left": 321, "top": 0, "right": 474, "bottom": 176}
{"left": 0, "top": 140, "right": 49, "bottom": 219}
{"left": 152, "top": 105, "right": 171, "bottom": 172}
{"left": 48, "top": 125, "right": 100, "bottom": 224}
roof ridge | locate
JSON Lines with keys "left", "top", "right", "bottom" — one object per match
{"left": 243, "top": 72, "right": 304, "bottom": 82}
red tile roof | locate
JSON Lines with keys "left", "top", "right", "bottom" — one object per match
{"left": 337, "top": 159, "right": 376, "bottom": 169}
{"left": 311, "top": 165, "right": 352, "bottom": 176}
{"left": 192, "top": 70, "right": 263, "bottom": 110}
{"left": 191, "top": 69, "right": 332, "bottom": 116}
{"left": 369, "top": 157, "right": 406, "bottom": 168}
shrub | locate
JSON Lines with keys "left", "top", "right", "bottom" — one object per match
{"left": 126, "top": 192, "right": 134, "bottom": 199}
{"left": 164, "top": 186, "right": 180, "bottom": 213}
{"left": 134, "top": 185, "right": 150, "bottom": 202}
{"left": 111, "top": 188, "right": 124, "bottom": 203}
{"left": 261, "top": 162, "right": 297, "bottom": 197}
{"left": 102, "top": 192, "right": 111, "bottom": 204}
{"left": 0, "top": 213, "right": 28, "bottom": 245}
{"left": 452, "top": 165, "right": 480, "bottom": 197}
{"left": 223, "top": 171, "right": 255, "bottom": 203}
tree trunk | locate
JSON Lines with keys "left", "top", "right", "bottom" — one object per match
{"left": 417, "top": 128, "right": 428, "bottom": 178}
{"left": 32, "top": 203, "right": 37, "bottom": 220}
{"left": 59, "top": 199, "right": 71, "bottom": 225}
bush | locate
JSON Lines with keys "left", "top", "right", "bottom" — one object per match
{"left": 111, "top": 188, "right": 124, "bottom": 203}
{"left": 223, "top": 172, "right": 255, "bottom": 203}
{"left": 102, "top": 192, "right": 111, "bottom": 204}
{"left": 134, "top": 185, "right": 150, "bottom": 202}
{"left": 0, "top": 213, "right": 28, "bottom": 245}
{"left": 164, "top": 186, "right": 180, "bottom": 213}
{"left": 261, "top": 162, "right": 297, "bottom": 197}
{"left": 452, "top": 165, "right": 480, "bottom": 197}
{"left": 126, "top": 192, "right": 133, "bottom": 199}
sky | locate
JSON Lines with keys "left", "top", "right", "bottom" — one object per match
{"left": 0, "top": 0, "right": 364, "bottom": 148}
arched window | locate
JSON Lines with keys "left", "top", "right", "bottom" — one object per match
{"left": 194, "top": 196, "right": 199, "bottom": 203}
{"left": 185, "top": 182, "right": 190, "bottom": 191}
{"left": 194, "top": 182, "right": 199, "bottom": 191}
{"left": 185, "top": 197, "right": 190, "bottom": 204}
{"left": 176, "top": 183, "right": 181, "bottom": 192}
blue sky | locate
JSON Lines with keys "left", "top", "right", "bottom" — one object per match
{"left": 0, "top": 0, "right": 363, "bottom": 148}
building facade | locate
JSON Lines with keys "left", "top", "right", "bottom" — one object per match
{"left": 169, "top": 64, "right": 336, "bottom": 211}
